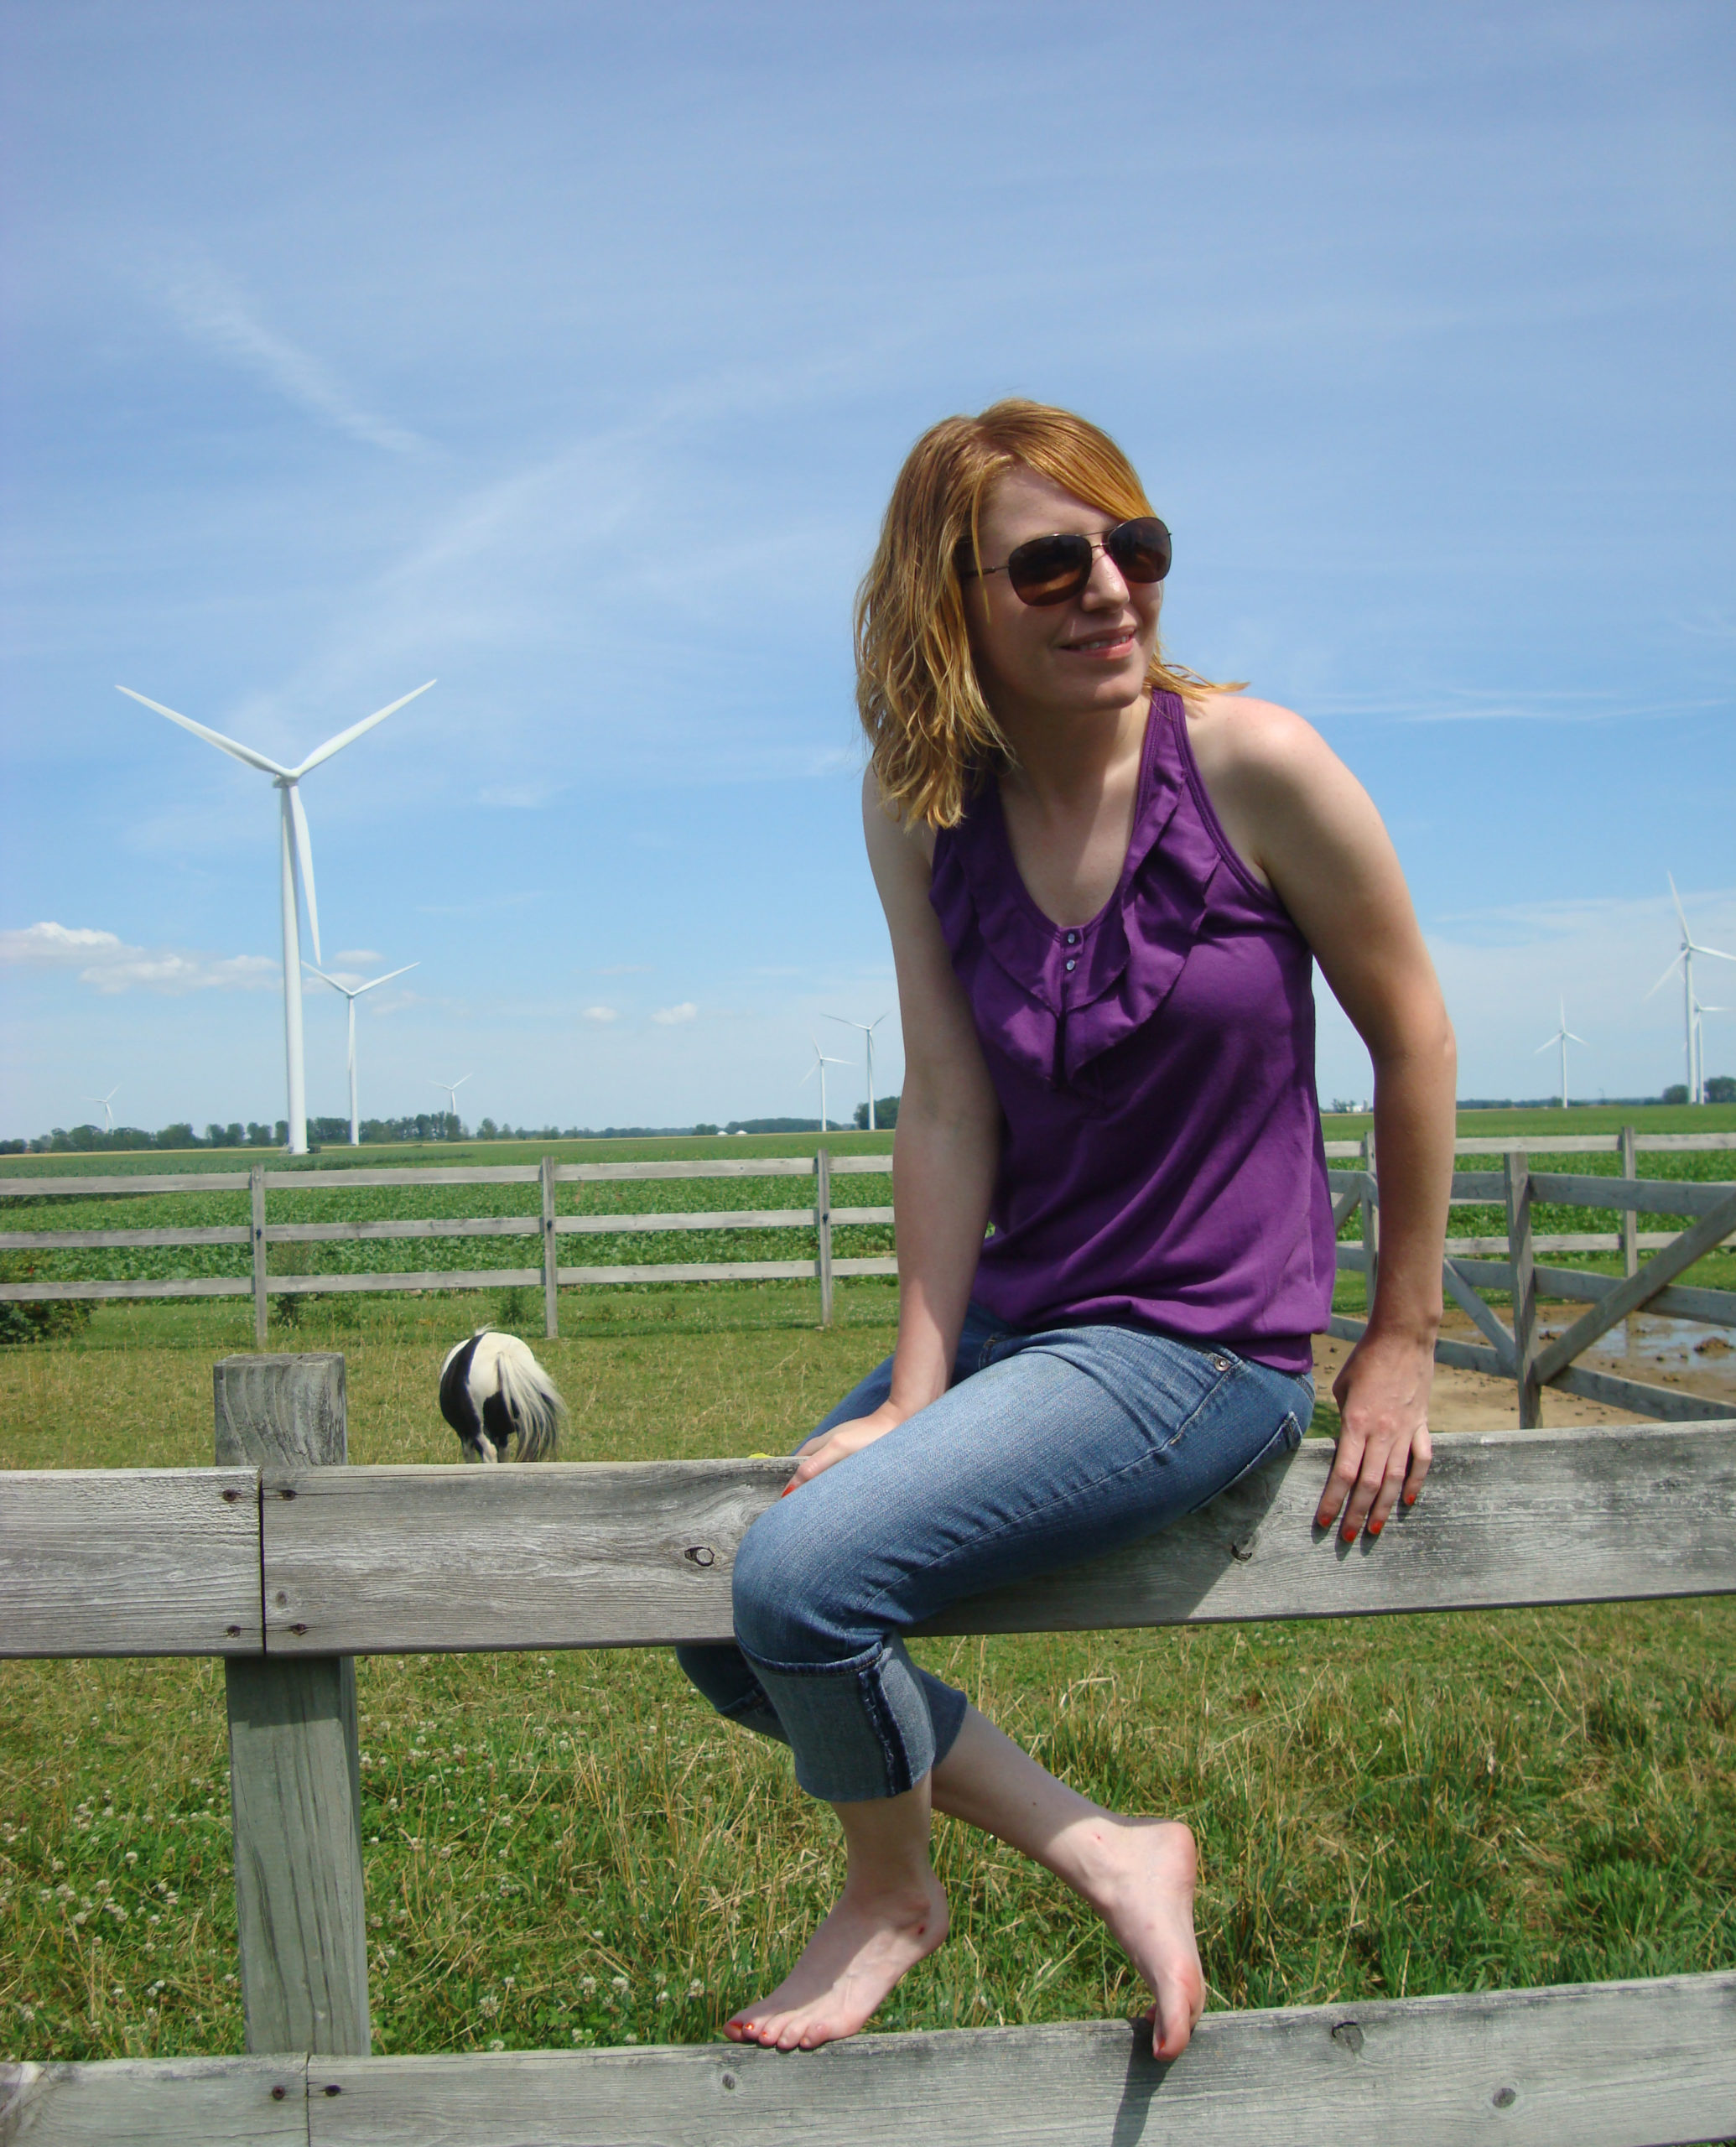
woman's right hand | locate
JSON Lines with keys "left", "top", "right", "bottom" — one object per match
{"left": 783, "top": 1402, "right": 911, "bottom": 1495}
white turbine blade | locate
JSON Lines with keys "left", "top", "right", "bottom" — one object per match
{"left": 453, "top": 1074, "right": 471, "bottom": 1089}
{"left": 117, "top": 686, "right": 290, "bottom": 777}
{"left": 351, "top": 962, "right": 418, "bottom": 996}
{"left": 1644, "top": 951, "right": 1685, "bottom": 999}
{"left": 303, "top": 963, "right": 351, "bottom": 997}
{"left": 1668, "top": 873, "right": 1690, "bottom": 938}
{"left": 1565, "top": 1031, "right": 1588, "bottom": 1046}
{"left": 1691, "top": 941, "right": 1736, "bottom": 964}
{"left": 1534, "top": 1036, "right": 1558, "bottom": 1054}
{"left": 290, "top": 680, "right": 436, "bottom": 778}
{"left": 287, "top": 783, "right": 321, "bottom": 965}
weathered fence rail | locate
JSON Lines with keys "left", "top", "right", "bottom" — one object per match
{"left": 1, "top": 1355, "right": 1734, "bottom": 2144}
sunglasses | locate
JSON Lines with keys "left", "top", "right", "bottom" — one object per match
{"left": 957, "top": 516, "right": 1172, "bottom": 607}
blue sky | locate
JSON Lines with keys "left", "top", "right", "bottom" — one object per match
{"left": 3, "top": 0, "right": 1732, "bottom": 1136}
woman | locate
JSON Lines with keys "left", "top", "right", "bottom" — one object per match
{"left": 678, "top": 399, "right": 1455, "bottom": 2061}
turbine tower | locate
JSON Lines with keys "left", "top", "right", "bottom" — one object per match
{"left": 305, "top": 962, "right": 418, "bottom": 1146}
{"left": 431, "top": 1075, "right": 471, "bottom": 1133}
{"left": 824, "top": 1011, "right": 890, "bottom": 1129}
{"left": 802, "top": 1039, "right": 849, "bottom": 1134}
{"left": 1645, "top": 876, "right": 1735, "bottom": 1104}
{"left": 1534, "top": 999, "right": 1587, "bottom": 1114}
{"left": 119, "top": 678, "right": 435, "bottom": 1153}
{"left": 81, "top": 1086, "right": 119, "bottom": 1134}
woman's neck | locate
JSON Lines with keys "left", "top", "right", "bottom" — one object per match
{"left": 995, "top": 692, "right": 1151, "bottom": 815}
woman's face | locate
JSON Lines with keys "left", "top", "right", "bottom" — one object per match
{"left": 963, "top": 466, "right": 1162, "bottom": 728}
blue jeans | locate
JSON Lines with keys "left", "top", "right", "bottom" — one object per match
{"left": 677, "top": 1304, "right": 1312, "bottom": 1803}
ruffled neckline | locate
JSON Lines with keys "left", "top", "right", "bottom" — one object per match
{"left": 929, "top": 693, "right": 1233, "bottom": 1090}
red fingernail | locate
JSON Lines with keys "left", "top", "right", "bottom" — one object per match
{"left": 1368, "top": 1519, "right": 1382, "bottom": 1537}
{"left": 779, "top": 1484, "right": 794, "bottom": 1499}
{"left": 1403, "top": 1491, "right": 1416, "bottom": 1505}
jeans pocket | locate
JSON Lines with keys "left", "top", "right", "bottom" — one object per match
{"left": 1216, "top": 1409, "right": 1304, "bottom": 1498}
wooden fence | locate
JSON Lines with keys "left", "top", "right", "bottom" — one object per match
{"left": 1, "top": 1353, "right": 1733, "bottom": 2144}
{"left": 3, "top": 1131, "right": 1733, "bottom": 1428}
{"left": 1336, "top": 1131, "right": 1736, "bottom": 1427}
{"left": 0, "top": 1151, "right": 898, "bottom": 1341}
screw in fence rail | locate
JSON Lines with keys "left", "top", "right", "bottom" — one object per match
{"left": 816, "top": 1146, "right": 834, "bottom": 1328}
{"left": 1504, "top": 1151, "right": 1541, "bottom": 1429}
{"left": 540, "top": 1154, "right": 559, "bottom": 1340}
{"left": 1358, "top": 1131, "right": 1378, "bottom": 1308}
{"left": 215, "top": 1353, "right": 370, "bottom": 2056}
{"left": 249, "top": 1164, "right": 268, "bottom": 1349}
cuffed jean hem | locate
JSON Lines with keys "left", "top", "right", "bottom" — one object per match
{"left": 739, "top": 1635, "right": 969, "bottom": 1803}
{"left": 674, "top": 1640, "right": 969, "bottom": 1799}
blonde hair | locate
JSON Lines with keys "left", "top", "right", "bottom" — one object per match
{"left": 855, "top": 398, "right": 1232, "bottom": 829}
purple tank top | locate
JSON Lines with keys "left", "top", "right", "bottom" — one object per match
{"left": 928, "top": 690, "right": 1336, "bottom": 1373}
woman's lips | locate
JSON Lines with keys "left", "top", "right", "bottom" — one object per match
{"left": 1060, "top": 629, "right": 1136, "bottom": 657}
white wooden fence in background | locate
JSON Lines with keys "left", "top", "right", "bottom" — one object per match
{"left": 2, "top": 1132, "right": 1732, "bottom": 1430}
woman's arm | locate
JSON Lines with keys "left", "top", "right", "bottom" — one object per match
{"left": 1197, "top": 698, "right": 1457, "bottom": 1542}
{"left": 784, "top": 773, "right": 1001, "bottom": 1489}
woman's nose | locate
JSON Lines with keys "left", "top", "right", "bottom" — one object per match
{"left": 1079, "top": 545, "right": 1130, "bottom": 606}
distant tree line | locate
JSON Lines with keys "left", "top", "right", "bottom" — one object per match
{"left": 20, "top": 1078, "right": 1725, "bottom": 1159}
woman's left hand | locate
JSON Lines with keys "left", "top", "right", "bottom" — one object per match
{"left": 782, "top": 1401, "right": 909, "bottom": 1495}
{"left": 1317, "top": 1328, "right": 1434, "bottom": 1541}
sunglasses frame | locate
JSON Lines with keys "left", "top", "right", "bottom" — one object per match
{"left": 957, "top": 516, "right": 1172, "bottom": 607}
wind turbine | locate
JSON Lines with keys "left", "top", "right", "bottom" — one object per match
{"left": 431, "top": 1074, "right": 471, "bottom": 1131}
{"left": 1534, "top": 999, "right": 1587, "bottom": 1113}
{"left": 81, "top": 1086, "right": 119, "bottom": 1134}
{"left": 1693, "top": 992, "right": 1730, "bottom": 1097}
{"left": 824, "top": 1011, "right": 891, "bottom": 1130}
{"left": 801, "top": 1039, "right": 850, "bottom": 1134}
{"left": 305, "top": 962, "right": 418, "bottom": 1146}
{"left": 1645, "top": 876, "right": 1735, "bottom": 1105}
{"left": 117, "top": 678, "right": 435, "bottom": 1153}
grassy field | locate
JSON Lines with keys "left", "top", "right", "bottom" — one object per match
{"left": 2, "top": 1274, "right": 1733, "bottom": 2066}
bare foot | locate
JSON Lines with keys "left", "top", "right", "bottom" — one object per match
{"left": 1080, "top": 1818, "right": 1204, "bottom": 2061}
{"left": 725, "top": 1870, "right": 949, "bottom": 2051}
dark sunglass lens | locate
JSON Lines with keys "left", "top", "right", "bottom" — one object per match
{"left": 1105, "top": 517, "right": 1172, "bottom": 584}
{"left": 1006, "top": 532, "right": 1094, "bottom": 606}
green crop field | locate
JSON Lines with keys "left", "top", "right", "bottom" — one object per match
{"left": 2, "top": 1106, "right": 1732, "bottom": 2069}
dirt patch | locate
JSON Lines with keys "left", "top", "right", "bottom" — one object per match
{"left": 1313, "top": 1307, "right": 1736, "bottom": 1432}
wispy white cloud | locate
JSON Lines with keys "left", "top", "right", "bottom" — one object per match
{"left": 652, "top": 1001, "right": 698, "bottom": 1025}
{"left": 333, "top": 949, "right": 382, "bottom": 966}
{"left": 581, "top": 1006, "right": 618, "bottom": 1023}
{"left": 157, "top": 252, "right": 424, "bottom": 455}
{"left": 479, "top": 782, "right": 562, "bottom": 809}
{"left": 1, "top": 922, "right": 277, "bottom": 996}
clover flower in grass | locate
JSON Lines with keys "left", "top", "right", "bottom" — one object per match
{"left": 611, "top": 1975, "right": 629, "bottom": 1995}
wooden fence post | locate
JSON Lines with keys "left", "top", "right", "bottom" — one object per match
{"left": 250, "top": 1165, "right": 268, "bottom": 1349}
{"left": 539, "top": 1155, "right": 559, "bottom": 1340}
{"left": 1358, "top": 1131, "right": 1378, "bottom": 1309}
{"left": 215, "top": 1354, "right": 370, "bottom": 2056}
{"left": 1619, "top": 1123, "right": 1638, "bottom": 1360}
{"left": 1505, "top": 1151, "right": 1541, "bottom": 1429}
{"left": 816, "top": 1146, "right": 834, "bottom": 1328}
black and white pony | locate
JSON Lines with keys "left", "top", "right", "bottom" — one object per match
{"left": 439, "top": 1330, "right": 567, "bottom": 1463}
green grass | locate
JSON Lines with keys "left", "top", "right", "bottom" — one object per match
{"left": 2, "top": 1295, "right": 1733, "bottom": 2063}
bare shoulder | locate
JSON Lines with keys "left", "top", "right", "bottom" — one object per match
{"left": 860, "top": 767, "right": 938, "bottom": 877}
{"left": 1185, "top": 690, "right": 1341, "bottom": 793}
